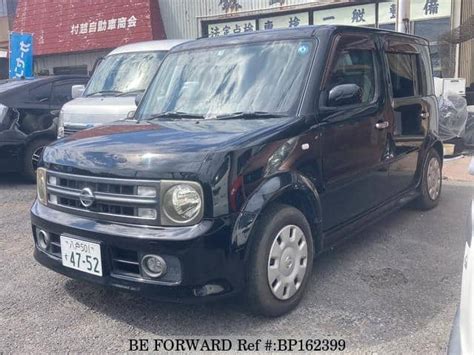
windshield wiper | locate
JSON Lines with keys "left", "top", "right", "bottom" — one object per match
{"left": 143, "top": 111, "right": 205, "bottom": 120}
{"left": 216, "top": 111, "right": 288, "bottom": 120}
{"left": 118, "top": 89, "right": 145, "bottom": 97}
{"left": 85, "top": 90, "right": 123, "bottom": 97}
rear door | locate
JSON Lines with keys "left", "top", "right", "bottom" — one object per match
{"left": 383, "top": 40, "right": 431, "bottom": 195}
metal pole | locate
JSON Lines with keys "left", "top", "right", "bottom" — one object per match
{"left": 396, "top": 0, "right": 410, "bottom": 34}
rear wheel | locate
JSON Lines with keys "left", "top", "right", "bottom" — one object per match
{"left": 23, "top": 139, "right": 52, "bottom": 182}
{"left": 414, "top": 148, "right": 442, "bottom": 210}
{"left": 245, "top": 204, "right": 314, "bottom": 317}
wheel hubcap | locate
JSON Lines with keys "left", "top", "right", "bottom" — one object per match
{"left": 32, "top": 146, "right": 44, "bottom": 171}
{"left": 267, "top": 225, "right": 308, "bottom": 300}
{"left": 427, "top": 157, "right": 441, "bottom": 201}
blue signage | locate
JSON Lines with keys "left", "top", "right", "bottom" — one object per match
{"left": 9, "top": 32, "right": 34, "bottom": 79}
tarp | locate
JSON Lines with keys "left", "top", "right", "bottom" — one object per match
{"left": 438, "top": 95, "right": 468, "bottom": 141}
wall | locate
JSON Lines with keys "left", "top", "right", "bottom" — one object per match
{"left": 13, "top": 0, "right": 166, "bottom": 55}
{"left": 34, "top": 49, "right": 110, "bottom": 75}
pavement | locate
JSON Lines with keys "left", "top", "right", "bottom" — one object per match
{"left": 443, "top": 154, "right": 474, "bottom": 182}
{"left": 0, "top": 172, "right": 472, "bottom": 354}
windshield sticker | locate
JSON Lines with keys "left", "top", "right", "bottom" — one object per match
{"left": 298, "top": 43, "right": 310, "bottom": 56}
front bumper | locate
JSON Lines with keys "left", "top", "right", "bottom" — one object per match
{"left": 31, "top": 201, "right": 244, "bottom": 303}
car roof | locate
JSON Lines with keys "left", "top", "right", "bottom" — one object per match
{"left": 172, "top": 25, "right": 429, "bottom": 52}
{"left": 0, "top": 75, "right": 88, "bottom": 93}
{"left": 108, "top": 39, "right": 190, "bottom": 56}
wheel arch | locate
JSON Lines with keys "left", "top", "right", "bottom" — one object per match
{"left": 232, "top": 171, "right": 323, "bottom": 259}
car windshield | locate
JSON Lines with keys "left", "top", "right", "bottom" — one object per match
{"left": 84, "top": 51, "right": 167, "bottom": 97}
{"left": 136, "top": 39, "right": 315, "bottom": 120}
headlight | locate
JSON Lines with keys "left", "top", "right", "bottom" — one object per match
{"left": 161, "top": 182, "right": 203, "bottom": 225}
{"left": 57, "top": 110, "right": 64, "bottom": 138}
{"left": 37, "top": 168, "right": 47, "bottom": 205}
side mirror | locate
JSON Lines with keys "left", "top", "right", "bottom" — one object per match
{"left": 327, "top": 84, "right": 362, "bottom": 107}
{"left": 135, "top": 93, "right": 144, "bottom": 107}
{"left": 71, "top": 85, "right": 86, "bottom": 99}
{"left": 127, "top": 111, "right": 136, "bottom": 119}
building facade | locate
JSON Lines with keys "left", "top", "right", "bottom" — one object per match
{"left": 13, "top": 0, "right": 166, "bottom": 75}
{"left": 10, "top": 0, "right": 474, "bottom": 86}
{"left": 0, "top": 0, "right": 18, "bottom": 78}
{"left": 158, "top": 0, "right": 471, "bottom": 82}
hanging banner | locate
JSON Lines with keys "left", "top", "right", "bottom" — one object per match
{"left": 379, "top": 1, "right": 397, "bottom": 24}
{"left": 208, "top": 19, "right": 257, "bottom": 37}
{"left": 313, "top": 4, "right": 376, "bottom": 27}
{"left": 258, "top": 12, "right": 309, "bottom": 30}
{"left": 411, "top": 0, "right": 452, "bottom": 20}
{"left": 9, "top": 32, "right": 33, "bottom": 79}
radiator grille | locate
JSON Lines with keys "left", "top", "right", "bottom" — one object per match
{"left": 46, "top": 170, "right": 160, "bottom": 225}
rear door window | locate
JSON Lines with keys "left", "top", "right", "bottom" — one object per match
{"left": 51, "top": 81, "right": 76, "bottom": 106}
{"left": 28, "top": 83, "right": 52, "bottom": 105}
{"left": 386, "top": 51, "right": 426, "bottom": 137}
{"left": 386, "top": 53, "right": 419, "bottom": 98}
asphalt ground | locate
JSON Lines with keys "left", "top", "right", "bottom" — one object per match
{"left": 0, "top": 173, "right": 472, "bottom": 353}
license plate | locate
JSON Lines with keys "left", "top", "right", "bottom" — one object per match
{"left": 60, "top": 236, "right": 103, "bottom": 276}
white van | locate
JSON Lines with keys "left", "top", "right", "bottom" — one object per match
{"left": 58, "top": 39, "right": 187, "bottom": 138}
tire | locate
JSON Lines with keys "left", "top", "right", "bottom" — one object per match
{"left": 23, "top": 138, "right": 52, "bottom": 182}
{"left": 245, "top": 203, "right": 314, "bottom": 317}
{"left": 414, "top": 148, "right": 442, "bottom": 210}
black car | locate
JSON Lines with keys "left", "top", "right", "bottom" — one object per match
{"left": 31, "top": 26, "right": 443, "bottom": 316}
{"left": 0, "top": 75, "right": 89, "bottom": 180}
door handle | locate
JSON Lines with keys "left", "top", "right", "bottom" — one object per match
{"left": 420, "top": 111, "right": 430, "bottom": 119}
{"left": 375, "top": 121, "right": 390, "bottom": 130}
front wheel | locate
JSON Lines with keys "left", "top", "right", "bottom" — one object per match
{"left": 23, "top": 139, "right": 52, "bottom": 182}
{"left": 414, "top": 148, "right": 442, "bottom": 210}
{"left": 245, "top": 204, "right": 314, "bottom": 317}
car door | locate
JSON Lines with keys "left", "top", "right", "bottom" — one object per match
{"left": 318, "top": 33, "right": 391, "bottom": 232}
{"left": 383, "top": 40, "right": 431, "bottom": 195}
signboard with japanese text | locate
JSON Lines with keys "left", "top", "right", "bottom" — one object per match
{"left": 9, "top": 32, "right": 33, "bottom": 79}
{"left": 378, "top": 1, "right": 397, "bottom": 24}
{"left": 258, "top": 12, "right": 309, "bottom": 31}
{"left": 208, "top": 19, "right": 257, "bottom": 37}
{"left": 411, "top": 0, "right": 452, "bottom": 20}
{"left": 13, "top": 0, "right": 166, "bottom": 55}
{"left": 313, "top": 4, "right": 376, "bottom": 27}
{"left": 70, "top": 16, "right": 138, "bottom": 36}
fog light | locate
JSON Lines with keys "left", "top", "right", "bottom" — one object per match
{"left": 36, "top": 229, "right": 50, "bottom": 250}
{"left": 141, "top": 255, "right": 167, "bottom": 278}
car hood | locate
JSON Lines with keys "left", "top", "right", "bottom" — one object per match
{"left": 43, "top": 117, "right": 296, "bottom": 178}
{"left": 61, "top": 96, "right": 137, "bottom": 125}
